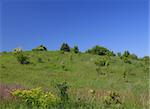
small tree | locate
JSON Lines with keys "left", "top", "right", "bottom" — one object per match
{"left": 122, "top": 50, "right": 130, "bottom": 57}
{"left": 56, "top": 82, "right": 69, "bottom": 103}
{"left": 60, "top": 43, "right": 70, "bottom": 52}
{"left": 86, "top": 45, "right": 111, "bottom": 56}
{"left": 32, "top": 45, "right": 47, "bottom": 51}
{"left": 15, "top": 53, "right": 30, "bottom": 64}
{"left": 13, "top": 48, "right": 29, "bottom": 64}
{"left": 73, "top": 46, "right": 79, "bottom": 53}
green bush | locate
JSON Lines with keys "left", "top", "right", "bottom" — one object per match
{"left": 95, "top": 58, "right": 109, "bottom": 67}
{"left": 86, "top": 45, "right": 111, "bottom": 56}
{"left": 123, "top": 57, "right": 131, "bottom": 64}
{"left": 103, "top": 91, "right": 122, "bottom": 108}
{"left": 73, "top": 46, "right": 79, "bottom": 53}
{"left": 56, "top": 82, "right": 69, "bottom": 103}
{"left": 11, "top": 87, "right": 60, "bottom": 108}
{"left": 122, "top": 50, "right": 130, "bottom": 58}
{"left": 128, "top": 54, "right": 138, "bottom": 60}
{"left": 106, "top": 51, "right": 116, "bottom": 56}
{"left": 95, "top": 58, "right": 109, "bottom": 75}
{"left": 60, "top": 43, "right": 70, "bottom": 52}
{"left": 15, "top": 53, "right": 30, "bottom": 64}
{"left": 32, "top": 45, "right": 47, "bottom": 51}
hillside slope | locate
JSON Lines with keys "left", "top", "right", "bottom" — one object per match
{"left": 0, "top": 51, "right": 149, "bottom": 108}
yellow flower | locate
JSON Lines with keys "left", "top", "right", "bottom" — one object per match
{"left": 89, "top": 89, "right": 95, "bottom": 95}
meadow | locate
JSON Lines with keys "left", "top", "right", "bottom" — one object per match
{"left": 0, "top": 45, "right": 149, "bottom": 109}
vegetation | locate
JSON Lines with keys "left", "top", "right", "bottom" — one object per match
{"left": 56, "top": 82, "right": 69, "bottom": 103}
{"left": 11, "top": 87, "right": 59, "bottom": 108}
{"left": 73, "top": 46, "right": 80, "bottom": 54}
{"left": 14, "top": 52, "right": 30, "bottom": 64}
{"left": 60, "top": 43, "right": 70, "bottom": 52}
{"left": 122, "top": 50, "right": 130, "bottom": 58}
{"left": 86, "top": 45, "right": 113, "bottom": 56}
{"left": 0, "top": 44, "right": 149, "bottom": 109}
{"left": 103, "top": 91, "right": 122, "bottom": 109}
{"left": 32, "top": 45, "right": 47, "bottom": 51}
{"left": 13, "top": 48, "right": 23, "bottom": 54}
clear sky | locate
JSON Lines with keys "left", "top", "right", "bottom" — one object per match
{"left": 0, "top": 0, "right": 149, "bottom": 57}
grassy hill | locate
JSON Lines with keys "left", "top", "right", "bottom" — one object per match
{"left": 0, "top": 51, "right": 149, "bottom": 109}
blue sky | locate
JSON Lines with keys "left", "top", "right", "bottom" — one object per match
{"left": 0, "top": 0, "right": 149, "bottom": 57}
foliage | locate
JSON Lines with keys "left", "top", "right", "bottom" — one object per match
{"left": 0, "top": 50, "right": 149, "bottom": 109}
{"left": 95, "top": 57, "right": 109, "bottom": 75}
{"left": 122, "top": 50, "right": 130, "bottom": 58}
{"left": 103, "top": 91, "right": 122, "bottom": 108}
{"left": 56, "top": 82, "right": 69, "bottom": 103}
{"left": 15, "top": 53, "right": 30, "bottom": 64}
{"left": 142, "top": 56, "right": 150, "bottom": 65}
{"left": 60, "top": 43, "right": 70, "bottom": 52}
{"left": 13, "top": 48, "right": 23, "bottom": 54}
{"left": 95, "top": 58, "right": 109, "bottom": 67}
{"left": 107, "top": 51, "right": 116, "bottom": 57}
{"left": 123, "top": 57, "right": 131, "bottom": 64}
{"left": 73, "top": 46, "right": 80, "bottom": 53}
{"left": 32, "top": 45, "right": 47, "bottom": 51}
{"left": 11, "top": 87, "right": 60, "bottom": 108}
{"left": 128, "top": 54, "right": 138, "bottom": 60}
{"left": 86, "top": 45, "right": 111, "bottom": 56}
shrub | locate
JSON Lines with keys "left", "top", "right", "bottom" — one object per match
{"left": 86, "top": 45, "right": 111, "bottom": 56}
{"left": 123, "top": 57, "right": 131, "bottom": 64}
{"left": 95, "top": 58, "right": 109, "bottom": 75}
{"left": 103, "top": 91, "right": 122, "bottom": 108}
{"left": 73, "top": 46, "right": 79, "bottom": 53}
{"left": 56, "top": 82, "right": 69, "bottom": 103}
{"left": 95, "top": 58, "right": 109, "bottom": 67}
{"left": 13, "top": 48, "right": 23, "bottom": 54}
{"left": 15, "top": 53, "right": 30, "bottom": 64}
{"left": 32, "top": 45, "right": 47, "bottom": 51}
{"left": 11, "top": 87, "right": 60, "bottom": 108}
{"left": 128, "top": 54, "right": 138, "bottom": 60}
{"left": 122, "top": 50, "right": 130, "bottom": 58}
{"left": 107, "top": 51, "right": 116, "bottom": 57}
{"left": 60, "top": 43, "right": 70, "bottom": 52}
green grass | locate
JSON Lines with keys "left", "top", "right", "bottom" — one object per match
{"left": 0, "top": 51, "right": 149, "bottom": 109}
